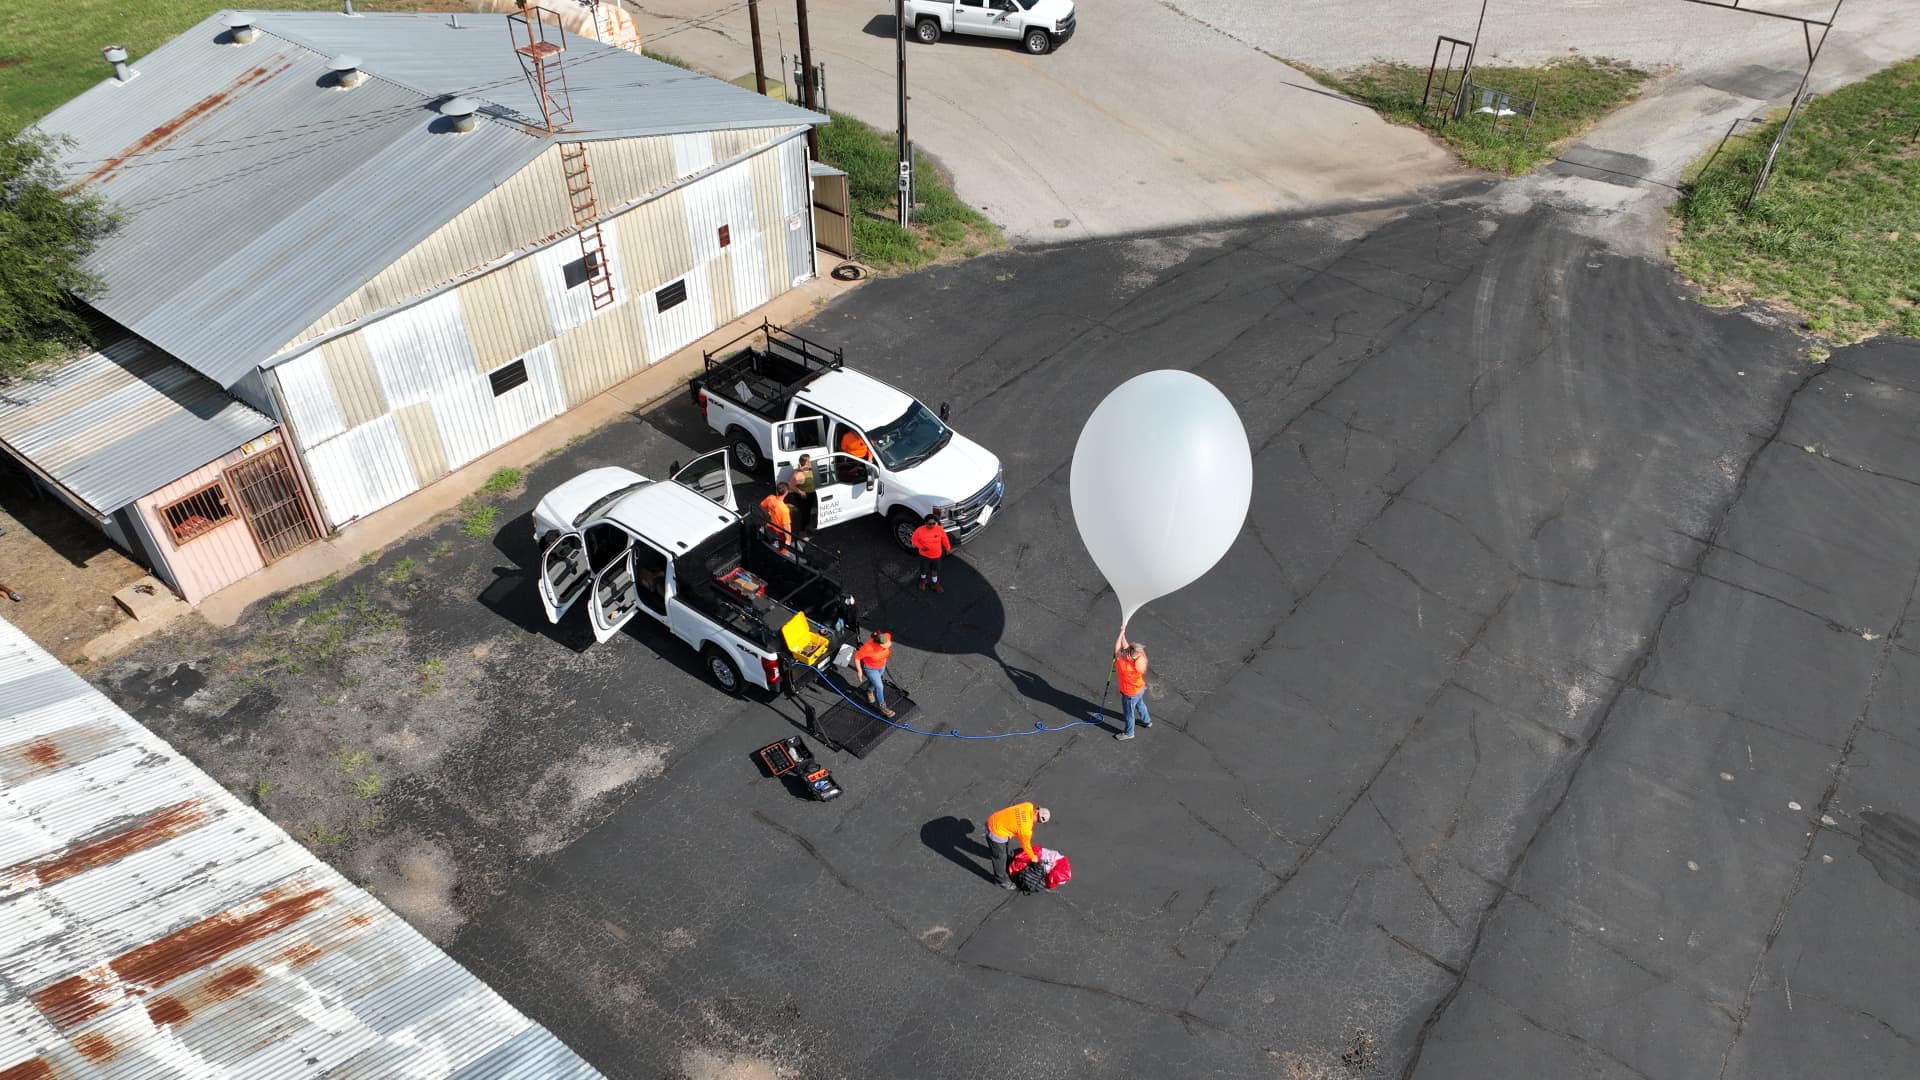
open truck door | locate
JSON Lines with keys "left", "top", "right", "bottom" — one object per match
{"left": 813, "top": 452, "right": 878, "bottom": 528}
{"left": 539, "top": 530, "right": 592, "bottom": 623}
{"left": 772, "top": 416, "right": 830, "bottom": 482}
{"left": 673, "top": 450, "right": 737, "bottom": 511}
{"left": 588, "top": 546, "right": 643, "bottom": 644}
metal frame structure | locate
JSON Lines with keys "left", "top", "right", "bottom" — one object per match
{"left": 509, "top": 4, "right": 616, "bottom": 310}
{"left": 1422, "top": 34, "right": 1475, "bottom": 120}
{"left": 1680, "top": 0, "right": 1847, "bottom": 208}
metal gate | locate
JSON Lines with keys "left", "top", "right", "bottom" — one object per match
{"left": 224, "top": 445, "right": 319, "bottom": 563}
{"left": 810, "top": 163, "right": 853, "bottom": 259}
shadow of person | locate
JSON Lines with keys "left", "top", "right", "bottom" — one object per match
{"left": 1000, "top": 662, "right": 1111, "bottom": 731}
{"left": 921, "top": 815, "right": 996, "bottom": 883}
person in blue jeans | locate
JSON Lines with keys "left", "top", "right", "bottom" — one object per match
{"left": 855, "top": 630, "right": 895, "bottom": 718}
{"left": 1113, "top": 630, "right": 1150, "bottom": 741}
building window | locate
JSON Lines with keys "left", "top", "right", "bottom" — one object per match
{"left": 655, "top": 279, "right": 688, "bottom": 313}
{"left": 159, "top": 482, "right": 235, "bottom": 545}
{"left": 564, "top": 251, "right": 602, "bottom": 289}
{"left": 489, "top": 358, "right": 529, "bottom": 396}
{"left": 717, "top": 224, "right": 731, "bottom": 249}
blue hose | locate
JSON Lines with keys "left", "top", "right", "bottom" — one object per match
{"left": 811, "top": 663, "right": 1105, "bottom": 740}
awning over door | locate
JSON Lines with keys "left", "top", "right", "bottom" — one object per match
{"left": 0, "top": 336, "right": 274, "bottom": 518}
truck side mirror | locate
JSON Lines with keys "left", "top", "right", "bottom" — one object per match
{"left": 670, "top": 460, "right": 682, "bottom": 475}
{"left": 938, "top": 401, "right": 951, "bottom": 422}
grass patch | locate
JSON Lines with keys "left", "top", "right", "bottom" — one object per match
{"left": 383, "top": 556, "right": 416, "bottom": 585}
{"left": 1673, "top": 55, "right": 1920, "bottom": 343}
{"left": 644, "top": 50, "right": 693, "bottom": 71}
{"left": 253, "top": 780, "right": 272, "bottom": 799}
{"left": 1306, "top": 56, "right": 1650, "bottom": 175}
{"left": 351, "top": 772, "right": 383, "bottom": 800}
{"left": 817, "top": 112, "right": 1001, "bottom": 270}
{"left": 417, "top": 656, "right": 445, "bottom": 678}
{"left": 1, "top": 1, "right": 467, "bottom": 125}
{"left": 481, "top": 467, "right": 522, "bottom": 494}
{"left": 428, "top": 541, "right": 454, "bottom": 560}
{"left": 338, "top": 749, "right": 370, "bottom": 775}
{"left": 460, "top": 503, "right": 499, "bottom": 538}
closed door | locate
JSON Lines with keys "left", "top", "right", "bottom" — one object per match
{"left": 224, "top": 445, "right": 318, "bottom": 563}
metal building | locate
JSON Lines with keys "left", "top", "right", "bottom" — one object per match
{"left": 0, "top": 614, "right": 605, "bottom": 1077}
{"left": 9, "top": 8, "right": 825, "bottom": 597}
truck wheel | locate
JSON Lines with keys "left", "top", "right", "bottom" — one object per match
{"left": 702, "top": 645, "right": 744, "bottom": 696}
{"left": 1023, "top": 27, "right": 1053, "bottom": 54}
{"left": 726, "top": 428, "right": 763, "bottom": 476}
{"left": 890, "top": 510, "right": 921, "bottom": 554}
{"left": 915, "top": 18, "right": 941, "bottom": 44}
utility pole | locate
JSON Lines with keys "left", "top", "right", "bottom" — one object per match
{"left": 1455, "top": 0, "right": 1490, "bottom": 120}
{"left": 796, "top": 0, "right": 818, "bottom": 158}
{"left": 896, "top": 0, "right": 910, "bottom": 227}
{"left": 747, "top": 0, "right": 768, "bottom": 99}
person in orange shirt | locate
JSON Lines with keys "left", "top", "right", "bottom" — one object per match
{"left": 839, "top": 429, "right": 870, "bottom": 460}
{"left": 1112, "top": 629, "right": 1150, "bottom": 741}
{"left": 985, "top": 801, "right": 1051, "bottom": 890}
{"left": 854, "top": 630, "right": 895, "bottom": 718}
{"left": 759, "top": 482, "right": 793, "bottom": 544}
{"left": 910, "top": 514, "right": 952, "bottom": 592}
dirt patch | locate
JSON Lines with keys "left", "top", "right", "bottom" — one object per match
{"left": 0, "top": 486, "right": 146, "bottom": 660}
{"left": 675, "top": 1048, "right": 795, "bottom": 1080}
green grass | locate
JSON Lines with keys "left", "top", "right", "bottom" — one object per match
{"left": 1, "top": 1, "right": 467, "bottom": 125}
{"left": 351, "top": 772, "right": 383, "bottom": 799}
{"left": 383, "top": 556, "right": 416, "bottom": 585}
{"left": 1673, "top": 56, "right": 1920, "bottom": 343}
{"left": 460, "top": 503, "right": 499, "bottom": 538}
{"left": 816, "top": 112, "right": 1001, "bottom": 270}
{"left": 1306, "top": 56, "right": 1650, "bottom": 175}
{"left": 480, "top": 467, "right": 522, "bottom": 494}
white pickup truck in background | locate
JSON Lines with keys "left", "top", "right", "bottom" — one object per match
{"left": 905, "top": 0, "right": 1077, "bottom": 54}
{"left": 690, "top": 323, "right": 1005, "bottom": 553}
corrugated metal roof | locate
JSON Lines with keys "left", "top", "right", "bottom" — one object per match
{"left": 33, "top": 11, "right": 820, "bottom": 391}
{"left": 0, "top": 336, "right": 274, "bottom": 516}
{"left": 0, "top": 616, "right": 607, "bottom": 1080}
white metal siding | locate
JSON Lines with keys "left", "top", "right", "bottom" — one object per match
{"left": 533, "top": 227, "right": 628, "bottom": 337}
{"left": 778, "top": 135, "right": 816, "bottom": 287}
{"left": 301, "top": 414, "right": 417, "bottom": 525}
{"left": 639, "top": 271, "right": 714, "bottom": 363}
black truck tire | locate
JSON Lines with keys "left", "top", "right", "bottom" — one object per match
{"left": 703, "top": 645, "right": 744, "bottom": 696}
{"left": 1024, "top": 27, "right": 1052, "bottom": 54}
{"left": 726, "top": 427, "right": 763, "bottom": 476}
{"left": 916, "top": 18, "right": 941, "bottom": 44}
{"left": 890, "top": 510, "right": 921, "bottom": 554}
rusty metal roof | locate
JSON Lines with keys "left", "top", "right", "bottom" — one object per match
{"left": 0, "top": 335, "right": 274, "bottom": 517}
{"left": 0, "top": 617, "right": 606, "bottom": 1079}
{"left": 32, "top": 10, "right": 819, "bottom": 391}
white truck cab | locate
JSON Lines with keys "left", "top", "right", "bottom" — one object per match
{"left": 905, "top": 0, "right": 1077, "bottom": 54}
{"left": 532, "top": 451, "right": 862, "bottom": 694}
{"left": 692, "top": 324, "right": 1005, "bottom": 552}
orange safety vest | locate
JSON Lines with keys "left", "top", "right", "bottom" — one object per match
{"left": 986, "top": 802, "right": 1039, "bottom": 859}
{"left": 759, "top": 493, "right": 792, "bottom": 536}
{"left": 855, "top": 639, "right": 891, "bottom": 670}
{"left": 1115, "top": 652, "right": 1146, "bottom": 697}
{"left": 911, "top": 522, "right": 952, "bottom": 558}
{"left": 840, "top": 431, "right": 870, "bottom": 460}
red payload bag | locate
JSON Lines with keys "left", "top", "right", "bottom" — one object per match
{"left": 1008, "top": 846, "right": 1072, "bottom": 891}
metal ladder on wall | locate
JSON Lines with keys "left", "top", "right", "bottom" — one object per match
{"left": 560, "top": 141, "right": 615, "bottom": 310}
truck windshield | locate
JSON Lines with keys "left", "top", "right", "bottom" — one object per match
{"left": 868, "top": 402, "right": 952, "bottom": 471}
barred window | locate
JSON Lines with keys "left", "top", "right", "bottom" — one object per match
{"left": 159, "top": 482, "right": 234, "bottom": 545}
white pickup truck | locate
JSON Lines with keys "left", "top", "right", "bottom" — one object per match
{"left": 690, "top": 323, "right": 1004, "bottom": 553}
{"left": 533, "top": 451, "right": 862, "bottom": 695}
{"left": 905, "top": 0, "right": 1077, "bottom": 54}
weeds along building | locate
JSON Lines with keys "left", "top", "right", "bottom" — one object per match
{"left": 1, "top": 9, "right": 825, "bottom": 603}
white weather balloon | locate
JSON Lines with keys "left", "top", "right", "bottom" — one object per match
{"left": 1070, "top": 370, "right": 1254, "bottom": 629}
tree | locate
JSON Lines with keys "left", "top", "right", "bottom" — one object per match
{"left": 0, "top": 127, "right": 118, "bottom": 381}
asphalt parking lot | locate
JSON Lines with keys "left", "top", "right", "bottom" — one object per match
{"left": 105, "top": 172, "right": 1920, "bottom": 1077}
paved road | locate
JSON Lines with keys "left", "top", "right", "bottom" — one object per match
{"left": 103, "top": 180, "right": 1920, "bottom": 1077}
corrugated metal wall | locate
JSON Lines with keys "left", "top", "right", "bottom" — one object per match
{"left": 275, "top": 130, "right": 814, "bottom": 528}
{"left": 133, "top": 450, "right": 267, "bottom": 604}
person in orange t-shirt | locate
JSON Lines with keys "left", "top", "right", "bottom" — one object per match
{"left": 854, "top": 630, "right": 895, "bottom": 718}
{"left": 839, "top": 429, "right": 870, "bottom": 460}
{"left": 910, "top": 514, "right": 953, "bottom": 592}
{"left": 1112, "top": 629, "right": 1150, "bottom": 741}
{"left": 759, "top": 482, "right": 793, "bottom": 544}
{"left": 985, "top": 801, "right": 1051, "bottom": 890}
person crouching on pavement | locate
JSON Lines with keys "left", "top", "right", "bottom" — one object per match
{"left": 911, "top": 514, "right": 952, "bottom": 592}
{"left": 985, "top": 801, "right": 1050, "bottom": 891}
{"left": 855, "top": 630, "right": 895, "bottom": 718}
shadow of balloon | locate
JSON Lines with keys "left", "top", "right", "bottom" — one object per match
{"left": 844, "top": 541, "right": 1105, "bottom": 727}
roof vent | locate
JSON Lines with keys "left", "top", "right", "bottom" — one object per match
{"left": 328, "top": 55, "right": 364, "bottom": 89}
{"left": 440, "top": 97, "right": 479, "bottom": 134}
{"left": 101, "top": 45, "right": 136, "bottom": 84}
{"left": 225, "top": 14, "right": 256, "bottom": 45}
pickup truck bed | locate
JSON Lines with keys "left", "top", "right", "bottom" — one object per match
{"left": 680, "top": 523, "right": 858, "bottom": 654}
{"left": 693, "top": 322, "right": 844, "bottom": 421}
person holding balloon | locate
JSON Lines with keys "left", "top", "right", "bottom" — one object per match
{"left": 1111, "top": 631, "right": 1151, "bottom": 740}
